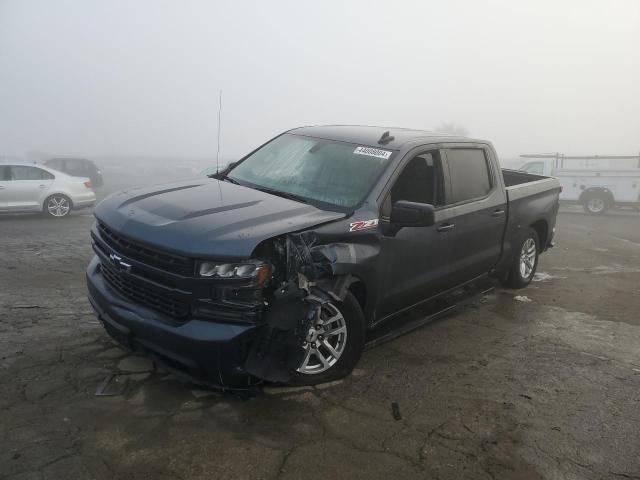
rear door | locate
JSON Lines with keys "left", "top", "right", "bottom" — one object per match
{"left": 6, "top": 166, "right": 55, "bottom": 211}
{"left": 378, "top": 148, "right": 458, "bottom": 318}
{"left": 442, "top": 146, "right": 507, "bottom": 285}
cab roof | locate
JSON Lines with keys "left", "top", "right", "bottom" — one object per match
{"left": 288, "top": 125, "right": 485, "bottom": 150}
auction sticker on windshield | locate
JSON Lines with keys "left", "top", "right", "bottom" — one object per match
{"left": 353, "top": 146, "right": 392, "bottom": 159}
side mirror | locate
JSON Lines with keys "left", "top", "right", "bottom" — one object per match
{"left": 390, "top": 200, "right": 435, "bottom": 227}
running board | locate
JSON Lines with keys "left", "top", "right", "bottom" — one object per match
{"left": 365, "top": 284, "right": 494, "bottom": 351}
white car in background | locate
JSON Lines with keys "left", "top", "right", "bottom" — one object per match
{"left": 0, "top": 162, "right": 96, "bottom": 218}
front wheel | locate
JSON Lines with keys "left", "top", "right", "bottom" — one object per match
{"left": 288, "top": 291, "right": 365, "bottom": 385}
{"left": 44, "top": 194, "right": 72, "bottom": 218}
{"left": 500, "top": 228, "right": 539, "bottom": 289}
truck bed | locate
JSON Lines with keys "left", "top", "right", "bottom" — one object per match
{"left": 502, "top": 168, "right": 560, "bottom": 203}
{"left": 502, "top": 168, "right": 548, "bottom": 188}
{"left": 499, "top": 169, "right": 561, "bottom": 259}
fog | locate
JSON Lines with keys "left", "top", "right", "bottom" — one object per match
{"left": 1, "top": 0, "right": 639, "bottom": 166}
{"left": 4, "top": 3, "right": 640, "bottom": 473}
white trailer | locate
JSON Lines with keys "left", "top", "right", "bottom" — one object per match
{"left": 519, "top": 154, "right": 640, "bottom": 215}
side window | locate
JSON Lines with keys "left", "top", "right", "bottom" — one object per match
{"left": 0, "top": 166, "right": 10, "bottom": 181}
{"left": 47, "top": 159, "right": 62, "bottom": 170}
{"left": 11, "top": 166, "right": 54, "bottom": 180}
{"left": 65, "top": 159, "right": 85, "bottom": 175}
{"left": 523, "top": 162, "right": 544, "bottom": 175}
{"left": 382, "top": 150, "right": 443, "bottom": 217}
{"left": 445, "top": 148, "right": 492, "bottom": 204}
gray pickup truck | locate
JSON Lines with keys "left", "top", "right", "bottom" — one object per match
{"left": 87, "top": 125, "right": 560, "bottom": 388}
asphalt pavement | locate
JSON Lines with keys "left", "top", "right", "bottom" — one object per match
{"left": 1, "top": 206, "right": 639, "bottom": 480}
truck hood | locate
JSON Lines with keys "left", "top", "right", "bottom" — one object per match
{"left": 94, "top": 179, "right": 346, "bottom": 259}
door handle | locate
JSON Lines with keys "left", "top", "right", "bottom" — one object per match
{"left": 39, "top": 184, "right": 47, "bottom": 188}
{"left": 491, "top": 209, "right": 505, "bottom": 217}
{"left": 0, "top": 185, "right": 5, "bottom": 189}
{"left": 436, "top": 223, "right": 455, "bottom": 232}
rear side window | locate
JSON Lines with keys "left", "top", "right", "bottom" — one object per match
{"left": 0, "top": 166, "right": 10, "bottom": 181}
{"left": 46, "top": 159, "right": 62, "bottom": 170}
{"left": 10, "top": 166, "right": 54, "bottom": 180}
{"left": 523, "top": 162, "right": 544, "bottom": 175}
{"left": 64, "top": 159, "right": 88, "bottom": 175}
{"left": 445, "top": 149, "right": 492, "bottom": 203}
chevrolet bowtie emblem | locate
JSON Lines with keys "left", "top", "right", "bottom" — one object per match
{"left": 109, "top": 253, "right": 132, "bottom": 273}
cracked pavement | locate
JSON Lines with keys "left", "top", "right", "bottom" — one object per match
{"left": 1, "top": 208, "right": 640, "bottom": 479}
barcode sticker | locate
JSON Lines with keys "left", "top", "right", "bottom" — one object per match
{"left": 353, "top": 146, "right": 392, "bottom": 160}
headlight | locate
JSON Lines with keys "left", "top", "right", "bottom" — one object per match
{"left": 197, "top": 261, "right": 272, "bottom": 284}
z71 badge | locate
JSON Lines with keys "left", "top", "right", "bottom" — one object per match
{"left": 349, "top": 219, "right": 379, "bottom": 232}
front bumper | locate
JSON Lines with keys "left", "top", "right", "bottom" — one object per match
{"left": 86, "top": 256, "right": 261, "bottom": 388}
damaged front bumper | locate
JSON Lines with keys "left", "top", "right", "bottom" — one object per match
{"left": 86, "top": 256, "right": 262, "bottom": 389}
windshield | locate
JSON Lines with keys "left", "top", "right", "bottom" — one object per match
{"left": 227, "top": 133, "right": 394, "bottom": 210}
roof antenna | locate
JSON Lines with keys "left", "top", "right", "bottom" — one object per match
{"left": 216, "top": 90, "right": 223, "bottom": 174}
{"left": 378, "top": 130, "right": 394, "bottom": 145}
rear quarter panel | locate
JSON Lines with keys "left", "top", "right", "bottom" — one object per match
{"left": 500, "top": 178, "right": 561, "bottom": 270}
{"left": 47, "top": 175, "right": 95, "bottom": 208}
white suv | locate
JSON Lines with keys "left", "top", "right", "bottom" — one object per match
{"left": 0, "top": 162, "right": 96, "bottom": 218}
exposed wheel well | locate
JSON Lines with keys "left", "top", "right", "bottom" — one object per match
{"left": 530, "top": 220, "right": 548, "bottom": 251}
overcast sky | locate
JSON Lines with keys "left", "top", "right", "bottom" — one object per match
{"left": 1, "top": 0, "right": 639, "bottom": 162}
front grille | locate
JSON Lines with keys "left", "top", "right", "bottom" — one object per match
{"left": 100, "top": 261, "right": 190, "bottom": 319}
{"left": 98, "top": 222, "right": 194, "bottom": 276}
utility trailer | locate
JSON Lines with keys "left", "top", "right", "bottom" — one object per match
{"left": 519, "top": 154, "right": 640, "bottom": 214}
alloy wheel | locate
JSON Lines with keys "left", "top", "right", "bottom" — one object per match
{"left": 297, "top": 302, "right": 348, "bottom": 375}
{"left": 519, "top": 237, "right": 536, "bottom": 280}
{"left": 47, "top": 196, "right": 70, "bottom": 217}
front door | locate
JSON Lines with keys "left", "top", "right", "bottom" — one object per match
{"left": 377, "top": 149, "right": 458, "bottom": 319}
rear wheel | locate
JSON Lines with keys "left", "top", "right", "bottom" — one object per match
{"left": 583, "top": 194, "right": 609, "bottom": 215}
{"left": 44, "top": 194, "right": 72, "bottom": 218}
{"left": 500, "top": 228, "right": 539, "bottom": 289}
{"left": 288, "top": 291, "right": 365, "bottom": 385}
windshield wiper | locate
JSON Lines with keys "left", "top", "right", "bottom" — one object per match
{"left": 208, "top": 172, "right": 241, "bottom": 185}
{"left": 222, "top": 176, "right": 240, "bottom": 185}
{"left": 254, "top": 186, "right": 309, "bottom": 204}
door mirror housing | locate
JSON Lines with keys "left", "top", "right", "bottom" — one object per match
{"left": 390, "top": 200, "right": 435, "bottom": 227}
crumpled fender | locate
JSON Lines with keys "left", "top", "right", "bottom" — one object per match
{"left": 243, "top": 285, "right": 312, "bottom": 383}
{"left": 244, "top": 232, "right": 379, "bottom": 383}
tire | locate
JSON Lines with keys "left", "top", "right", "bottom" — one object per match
{"left": 44, "top": 194, "right": 72, "bottom": 218}
{"left": 500, "top": 228, "right": 539, "bottom": 289}
{"left": 288, "top": 291, "right": 366, "bottom": 386}
{"left": 582, "top": 194, "right": 609, "bottom": 215}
